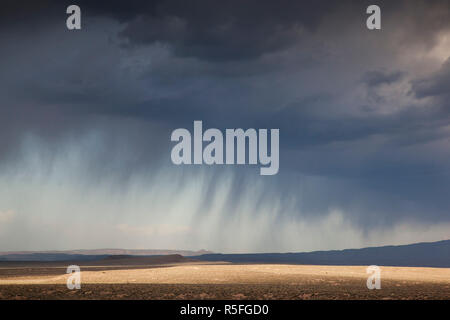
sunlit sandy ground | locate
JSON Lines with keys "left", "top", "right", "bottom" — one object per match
{"left": 1, "top": 264, "right": 450, "bottom": 284}
{"left": 1, "top": 263, "right": 449, "bottom": 299}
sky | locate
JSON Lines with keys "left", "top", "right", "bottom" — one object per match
{"left": 0, "top": 0, "right": 449, "bottom": 253}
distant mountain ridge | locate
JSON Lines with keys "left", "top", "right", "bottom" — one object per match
{"left": 192, "top": 240, "right": 450, "bottom": 268}
{"left": 0, "top": 249, "right": 211, "bottom": 262}
{"left": 1, "top": 240, "right": 449, "bottom": 267}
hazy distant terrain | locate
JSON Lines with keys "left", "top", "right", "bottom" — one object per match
{"left": 0, "top": 249, "right": 211, "bottom": 261}
{"left": 2, "top": 240, "right": 449, "bottom": 267}
{"left": 193, "top": 240, "right": 450, "bottom": 268}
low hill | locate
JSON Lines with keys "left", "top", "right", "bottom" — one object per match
{"left": 90, "top": 254, "right": 192, "bottom": 266}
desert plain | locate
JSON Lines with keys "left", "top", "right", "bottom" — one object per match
{"left": 0, "top": 255, "right": 449, "bottom": 300}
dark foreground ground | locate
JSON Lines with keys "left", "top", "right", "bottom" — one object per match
{"left": 1, "top": 281, "right": 449, "bottom": 300}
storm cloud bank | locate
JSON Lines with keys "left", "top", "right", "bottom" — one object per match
{"left": 0, "top": 0, "right": 449, "bottom": 252}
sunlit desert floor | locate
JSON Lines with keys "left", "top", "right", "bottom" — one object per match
{"left": 1, "top": 263, "right": 449, "bottom": 299}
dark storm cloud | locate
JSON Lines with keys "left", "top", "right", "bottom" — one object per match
{"left": 116, "top": 0, "right": 338, "bottom": 62}
{"left": 363, "top": 71, "right": 405, "bottom": 87}
{"left": 83, "top": 0, "right": 450, "bottom": 62}
{"left": 271, "top": 101, "right": 445, "bottom": 149}
{"left": 0, "top": 0, "right": 450, "bottom": 236}
{"left": 1, "top": 0, "right": 448, "bottom": 143}
{"left": 6, "top": 0, "right": 337, "bottom": 62}
{"left": 413, "top": 57, "right": 450, "bottom": 99}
